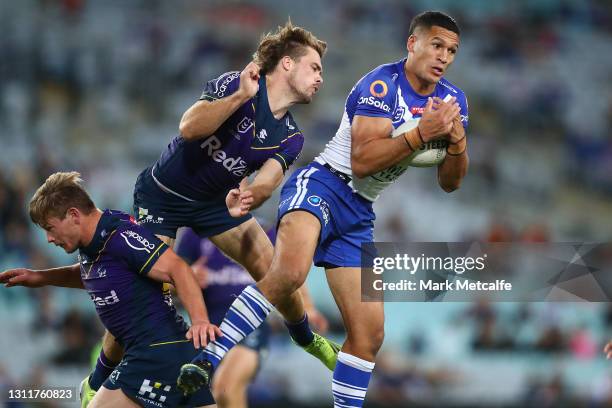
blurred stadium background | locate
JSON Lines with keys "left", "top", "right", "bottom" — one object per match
{"left": 1, "top": 0, "right": 611, "bottom": 407}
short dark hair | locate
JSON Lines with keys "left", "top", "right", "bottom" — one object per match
{"left": 254, "top": 20, "right": 327, "bottom": 75}
{"left": 408, "top": 11, "right": 460, "bottom": 36}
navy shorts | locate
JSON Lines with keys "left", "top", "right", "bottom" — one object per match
{"left": 133, "top": 167, "right": 251, "bottom": 239}
{"left": 104, "top": 339, "right": 215, "bottom": 408}
{"left": 277, "top": 161, "right": 375, "bottom": 268}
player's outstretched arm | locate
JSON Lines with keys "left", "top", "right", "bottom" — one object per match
{"left": 437, "top": 114, "right": 468, "bottom": 192}
{"left": 0, "top": 264, "right": 83, "bottom": 289}
{"left": 147, "top": 249, "right": 222, "bottom": 349}
{"left": 351, "top": 97, "right": 459, "bottom": 178}
{"left": 226, "top": 159, "right": 284, "bottom": 217}
{"left": 179, "top": 62, "right": 261, "bottom": 141}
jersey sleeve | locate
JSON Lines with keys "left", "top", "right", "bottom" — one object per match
{"left": 353, "top": 72, "right": 397, "bottom": 119}
{"left": 457, "top": 92, "right": 469, "bottom": 129}
{"left": 111, "top": 225, "right": 169, "bottom": 276}
{"left": 200, "top": 71, "right": 241, "bottom": 101}
{"left": 273, "top": 130, "right": 304, "bottom": 172}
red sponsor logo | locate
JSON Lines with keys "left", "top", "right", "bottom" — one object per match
{"left": 410, "top": 106, "right": 425, "bottom": 115}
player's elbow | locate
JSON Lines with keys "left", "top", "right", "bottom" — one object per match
{"left": 438, "top": 176, "right": 462, "bottom": 193}
{"left": 178, "top": 119, "right": 200, "bottom": 141}
{"left": 440, "top": 182, "right": 460, "bottom": 193}
{"left": 351, "top": 157, "right": 371, "bottom": 179}
{"left": 259, "top": 186, "right": 273, "bottom": 202}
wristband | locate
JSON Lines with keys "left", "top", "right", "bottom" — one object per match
{"left": 403, "top": 128, "right": 423, "bottom": 152}
{"left": 447, "top": 137, "right": 466, "bottom": 156}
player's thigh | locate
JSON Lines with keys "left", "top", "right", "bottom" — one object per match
{"left": 261, "top": 211, "right": 321, "bottom": 294}
{"left": 209, "top": 218, "right": 272, "bottom": 281}
{"left": 212, "top": 345, "right": 259, "bottom": 396}
{"left": 325, "top": 267, "right": 385, "bottom": 355}
{"left": 89, "top": 386, "right": 140, "bottom": 408}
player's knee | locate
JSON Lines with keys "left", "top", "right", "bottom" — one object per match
{"left": 346, "top": 324, "right": 385, "bottom": 358}
{"left": 371, "top": 327, "right": 385, "bottom": 353}
{"left": 286, "top": 266, "right": 308, "bottom": 291}
{"left": 263, "top": 265, "right": 306, "bottom": 303}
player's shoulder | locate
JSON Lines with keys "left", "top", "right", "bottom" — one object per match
{"left": 201, "top": 70, "right": 241, "bottom": 101}
{"left": 349, "top": 60, "right": 403, "bottom": 105}
{"left": 211, "top": 70, "right": 241, "bottom": 87}
{"left": 110, "top": 216, "right": 161, "bottom": 255}
{"left": 356, "top": 60, "right": 403, "bottom": 90}
{"left": 437, "top": 77, "right": 467, "bottom": 101}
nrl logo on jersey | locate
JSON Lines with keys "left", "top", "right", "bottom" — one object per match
{"left": 237, "top": 117, "right": 254, "bottom": 135}
{"left": 392, "top": 106, "right": 406, "bottom": 124}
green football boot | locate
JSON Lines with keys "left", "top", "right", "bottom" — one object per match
{"left": 79, "top": 377, "right": 96, "bottom": 408}
{"left": 301, "top": 333, "right": 342, "bottom": 371}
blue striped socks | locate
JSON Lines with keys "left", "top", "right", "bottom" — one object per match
{"left": 332, "top": 352, "right": 375, "bottom": 408}
{"left": 202, "top": 284, "right": 273, "bottom": 369}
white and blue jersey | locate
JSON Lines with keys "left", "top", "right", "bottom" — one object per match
{"left": 317, "top": 58, "right": 468, "bottom": 202}
{"left": 278, "top": 59, "right": 468, "bottom": 267}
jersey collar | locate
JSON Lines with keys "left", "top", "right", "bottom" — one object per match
{"left": 397, "top": 57, "right": 439, "bottom": 99}
{"left": 80, "top": 209, "right": 131, "bottom": 257}
{"left": 257, "top": 76, "right": 287, "bottom": 124}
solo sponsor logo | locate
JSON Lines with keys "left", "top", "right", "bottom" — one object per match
{"left": 369, "top": 80, "right": 388, "bottom": 98}
{"left": 358, "top": 96, "right": 391, "bottom": 112}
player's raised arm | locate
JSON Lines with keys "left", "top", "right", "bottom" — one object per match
{"left": 0, "top": 264, "right": 84, "bottom": 289}
{"left": 179, "top": 62, "right": 261, "bottom": 141}
{"left": 147, "top": 249, "right": 222, "bottom": 349}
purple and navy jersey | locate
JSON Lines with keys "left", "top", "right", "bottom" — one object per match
{"left": 78, "top": 210, "right": 188, "bottom": 348}
{"left": 175, "top": 227, "right": 276, "bottom": 325}
{"left": 151, "top": 72, "right": 304, "bottom": 201}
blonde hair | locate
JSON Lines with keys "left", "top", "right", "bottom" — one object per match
{"left": 29, "top": 171, "right": 95, "bottom": 227}
{"left": 253, "top": 20, "right": 327, "bottom": 75}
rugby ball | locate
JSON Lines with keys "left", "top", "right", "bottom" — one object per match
{"left": 391, "top": 118, "right": 447, "bottom": 167}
